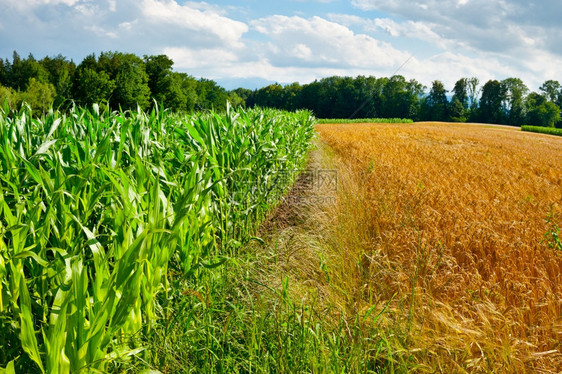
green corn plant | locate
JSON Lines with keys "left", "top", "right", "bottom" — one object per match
{"left": 0, "top": 103, "right": 314, "bottom": 372}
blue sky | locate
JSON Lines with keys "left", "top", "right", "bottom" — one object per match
{"left": 0, "top": 0, "right": 560, "bottom": 91}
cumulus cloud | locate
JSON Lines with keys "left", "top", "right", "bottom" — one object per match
{"left": 163, "top": 46, "right": 239, "bottom": 69}
{"left": 3, "top": 0, "right": 79, "bottom": 11}
{"left": 251, "top": 15, "right": 410, "bottom": 69}
{"left": 404, "top": 51, "right": 516, "bottom": 89}
{"left": 139, "top": 0, "right": 248, "bottom": 47}
{"left": 328, "top": 14, "right": 447, "bottom": 48}
{"left": 0, "top": 0, "right": 249, "bottom": 67}
{"left": 0, "top": 0, "right": 559, "bottom": 91}
{"left": 350, "top": 0, "right": 557, "bottom": 57}
{"left": 314, "top": 0, "right": 562, "bottom": 90}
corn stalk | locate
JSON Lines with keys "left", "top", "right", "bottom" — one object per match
{"left": 0, "top": 103, "right": 314, "bottom": 372}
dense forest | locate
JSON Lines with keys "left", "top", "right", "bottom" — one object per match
{"left": 0, "top": 51, "right": 238, "bottom": 113}
{"left": 243, "top": 76, "right": 562, "bottom": 127}
{"left": 0, "top": 51, "right": 561, "bottom": 127}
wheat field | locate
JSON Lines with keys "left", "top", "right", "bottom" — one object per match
{"left": 314, "top": 122, "right": 562, "bottom": 372}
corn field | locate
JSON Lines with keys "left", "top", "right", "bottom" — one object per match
{"left": 0, "top": 103, "right": 314, "bottom": 373}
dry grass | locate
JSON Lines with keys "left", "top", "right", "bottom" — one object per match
{"left": 301, "top": 122, "right": 562, "bottom": 372}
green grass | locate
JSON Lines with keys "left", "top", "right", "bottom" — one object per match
{"left": 141, "top": 252, "right": 393, "bottom": 373}
{"left": 521, "top": 125, "right": 562, "bottom": 136}
{"left": 0, "top": 103, "right": 315, "bottom": 373}
{"left": 317, "top": 118, "right": 413, "bottom": 124}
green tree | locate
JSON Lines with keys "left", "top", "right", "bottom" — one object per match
{"left": 74, "top": 68, "right": 116, "bottom": 106}
{"left": 406, "top": 79, "right": 425, "bottom": 120}
{"left": 231, "top": 88, "right": 252, "bottom": 108}
{"left": 367, "top": 77, "right": 386, "bottom": 118}
{"left": 525, "top": 92, "right": 560, "bottom": 127}
{"left": 381, "top": 75, "right": 423, "bottom": 119}
{"left": 20, "top": 77, "right": 56, "bottom": 114}
{"left": 78, "top": 53, "right": 98, "bottom": 71}
{"left": 424, "top": 80, "right": 449, "bottom": 121}
{"left": 175, "top": 73, "right": 198, "bottom": 112}
{"left": 452, "top": 78, "right": 469, "bottom": 108}
{"left": 0, "top": 59, "right": 7, "bottom": 86}
{"left": 161, "top": 73, "right": 188, "bottom": 111}
{"left": 196, "top": 78, "right": 228, "bottom": 111}
{"left": 449, "top": 98, "right": 467, "bottom": 122}
{"left": 298, "top": 80, "right": 325, "bottom": 116}
{"left": 451, "top": 77, "right": 479, "bottom": 122}
{"left": 478, "top": 80, "right": 507, "bottom": 124}
{"left": 315, "top": 77, "right": 340, "bottom": 117}
{"left": 114, "top": 61, "right": 150, "bottom": 110}
{"left": 332, "top": 76, "right": 363, "bottom": 118}
{"left": 539, "top": 80, "right": 561, "bottom": 107}
{"left": 350, "top": 75, "right": 382, "bottom": 118}
{"left": 93, "top": 52, "right": 151, "bottom": 110}
{"left": 144, "top": 55, "right": 173, "bottom": 92}
{"left": 252, "top": 83, "right": 285, "bottom": 109}
{"left": 283, "top": 82, "right": 303, "bottom": 111}
{"left": 7, "top": 52, "right": 49, "bottom": 91}
{"left": 40, "top": 55, "right": 76, "bottom": 108}
{"left": 144, "top": 54, "right": 186, "bottom": 110}
{"left": 7, "top": 51, "right": 23, "bottom": 90}
{"left": 502, "top": 77, "right": 529, "bottom": 126}
{"left": 0, "top": 85, "right": 18, "bottom": 111}
{"left": 227, "top": 91, "right": 245, "bottom": 108}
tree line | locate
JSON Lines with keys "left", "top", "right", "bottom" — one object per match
{"left": 1, "top": 51, "right": 560, "bottom": 127}
{"left": 242, "top": 76, "right": 562, "bottom": 127}
{"left": 0, "top": 51, "right": 241, "bottom": 113}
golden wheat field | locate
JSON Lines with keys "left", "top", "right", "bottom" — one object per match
{"left": 315, "top": 122, "right": 562, "bottom": 372}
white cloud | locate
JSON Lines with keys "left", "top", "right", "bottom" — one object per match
{"left": 0, "top": 0, "right": 560, "bottom": 92}
{"left": 292, "top": 44, "right": 313, "bottom": 60}
{"left": 4, "top": 0, "right": 79, "bottom": 11}
{"left": 328, "top": 14, "right": 448, "bottom": 50}
{"left": 251, "top": 15, "right": 410, "bottom": 70}
{"left": 86, "top": 25, "right": 118, "bottom": 39}
{"left": 163, "top": 46, "right": 239, "bottom": 69}
{"left": 349, "top": 0, "right": 551, "bottom": 56}
{"left": 200, "top": 10, "right": 555, "bottom": 92}
{"left": 375, "top": 18, "right": 444, "bottom": 46}
{"left": 185, "top": 57, "right": 383, "bottom": 86}
{"left": 405, "top": 51, "right": 512, "bottom": 89}
{"left": 513, "top": 50, "right": 562, "bottom": 87}
{"left": 140, "top": 0, "right": 248, "bottom": 47}
{"left": 344, "top": 0, "right": 562, "bottom": 90}
{"left": 118, "top": 21, "right": 135, "bottom": 31}
{"left": 74, "top": 2, "right": 98, "bottom": 17}
{"left": 108, "top": 0, "right": 116, "bottom": 12}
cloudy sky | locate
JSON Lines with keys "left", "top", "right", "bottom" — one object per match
{"left": 0, "top": 0, "right": 560, "bottom": 91}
